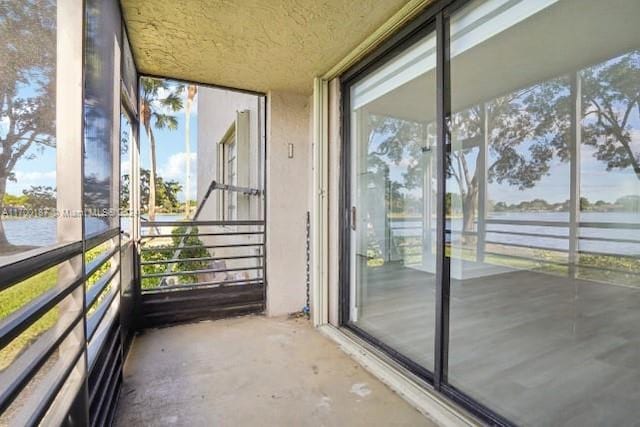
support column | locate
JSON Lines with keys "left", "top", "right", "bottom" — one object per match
{"left": 265, "top": 90, "right": 311, "bottom": 317}
{"left": 569, "top": 73, "right": 582, "bottom": 279}
{"left": 56, "top": 0, "right": 87, "bottom": 423}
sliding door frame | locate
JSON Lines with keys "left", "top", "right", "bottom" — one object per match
{"left": 338, "top": 0, "right": 513, "bottom": 424}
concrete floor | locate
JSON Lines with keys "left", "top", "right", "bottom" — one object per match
{"left": 114, "top": 315, "right": 435, "bottom": 427}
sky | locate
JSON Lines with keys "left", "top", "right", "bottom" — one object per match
{"left": 138, "top": 96, "right": 199, "bottom": 203}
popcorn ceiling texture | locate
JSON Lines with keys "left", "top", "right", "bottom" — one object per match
{"left": 120, "top": 0, "right": 409, "bottom": 94}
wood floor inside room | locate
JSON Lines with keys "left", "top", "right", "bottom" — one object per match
{"left": 353, "top": 262, "right": 640, "bottom": 426}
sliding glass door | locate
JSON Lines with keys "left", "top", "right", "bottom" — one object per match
{"left": 342, "top": 0, "right": 640, "bottom": 424}
{"left": 446, "top": 0, "right": 640, "bottom": 425}
{"left": 347, "top": 27, "right": 438, "bottom": 371}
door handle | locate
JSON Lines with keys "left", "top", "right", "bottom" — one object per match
{"left": 351, "top": 206, "right": 356, "bottom": 231}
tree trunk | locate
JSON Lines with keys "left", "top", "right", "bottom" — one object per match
{"left": 184, "top": 100, "right": 192, "bottom": 219}
{"left": 462, "top": 186, "right": 478, "bottom": 246}
{"left": 148, "top": 126, "right": 157, "bottom": 223}
{"left": 0, "top": 174, "right": 11, "bottom": 246}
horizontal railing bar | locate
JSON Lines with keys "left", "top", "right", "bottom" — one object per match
{"left": 485, "top": 219, "right": 568, "bottom": 227}
{"left": 87, "top": 311, "right": 119, "bottom": 373}
{"left": 486, "top": 230, "right": 569, "bottom": 240}
{"left": 0, "top": 241, "right": 82, "bottom": 292}
{"left": 0, "top": 277, "right": 82, "bottom": 350}
{"left": 88, "top": 324, "right": 121, "bottom": 384}
{"left": 142, "top": 265, "right": 263, "bottom": 279}
{"left": 579, "top": 221, "right": 640, "bottom": 230}
{"left": 141, "top": 254, "right": 263, "bottom": 266}
{"left": 141, "top": 231, "right": 264, "bottom": 239}
{"left": 401, "top": 230, "right": 640, "bottom": 246}
{"left": 91, "top": 347, "right": 121, "bottom": 426}
{"left": 87, "top": 288, "right": 118, "bottom": 342}
{"left": 85, "top": 228, "right": 120, "bottom": 252}
{"left": 142, "top": 278, "right": 264, "bottom": 294}
{"left": 103, "top": 375, "right": 122, "bottom": 427}
{"left": 86, "top": 245, "right": 119, "bottom": 278}
{"left": 0, "top": 313, "right": 82, "bottom": 414}
{"left": 95, "top": 354, "right": 122, "bottom": 427}
{"left": 141, "top": 243, "right": 263, "bottom": 252}
{"left": 142, "top": 220, "right": 264, "bottom": 227}
{"left": 579, "top": 235, "right": 640, "bottom": 245}
{"left": 26, "top": 343, "right": 84, "bottom": 427}
{"left": 86, "top": 267, "right": 120, "bottom": 309}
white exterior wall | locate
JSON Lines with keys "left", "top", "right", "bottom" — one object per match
{"left": 196, "top": 87, "right": 262, "bottom": 221}
{"left": 265, "top": 91, "right": 311, "bottom": 317}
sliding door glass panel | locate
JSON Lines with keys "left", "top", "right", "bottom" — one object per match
{"left": 447, "top": 0, "right": 640, "bottom": 424}
{"left": 349, "top": 29, "right": 437, "bottom": 370}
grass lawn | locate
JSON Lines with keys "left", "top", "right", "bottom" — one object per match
{"left": 0, "top": 245, "right": 109, "bottom": 371}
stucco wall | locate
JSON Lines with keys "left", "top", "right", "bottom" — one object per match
{"left": 266, "top": 91, "right": 311, "bottom": 316}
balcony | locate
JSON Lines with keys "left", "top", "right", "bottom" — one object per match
{"left": 113, "top": 316, "right": 434, "bottom": 426}
{"left": 1, "top": 0, "right": 640, "bottom": 426}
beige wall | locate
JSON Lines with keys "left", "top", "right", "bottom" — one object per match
{"left": 265, "top": 91, "right": 311, "bottom": 316}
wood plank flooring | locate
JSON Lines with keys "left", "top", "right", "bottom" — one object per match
{"left": 353, "top": 262, "right": 640, "bottom": 426}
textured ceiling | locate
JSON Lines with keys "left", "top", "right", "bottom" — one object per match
{"left": 120, "top": 0, "right": 411, "bottom": 94}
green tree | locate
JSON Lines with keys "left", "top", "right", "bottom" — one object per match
{"left": 140, "top": 77, "right": 183, "bottom": 222}
{"left": 0, "top": 0, "right": 56, "bottom": 246}
{"left": 135, "top": 169, "right": 182, "bottom": 214}
{"left": 22, "top": 185, "right": 56, "bottom": 209}
{"left": 582, "top": 52, "right": 640, "bottom": 181}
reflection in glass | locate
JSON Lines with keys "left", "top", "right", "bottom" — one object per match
{"left": 120, "top": 112, "right": 133, "bottom": 237}
{"left": 348, "top": 30, "right": 438, "bottom": 370}
{"left": 447, "top": 0, "right": 640, "bottom": 424}
{"left": 0, "top": 0, "right": 57, "bottom": 257}
{"left": 84, "top": 0, "right": 120, "bottom": 236}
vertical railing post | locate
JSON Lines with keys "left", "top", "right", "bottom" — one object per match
{"left": 476, "top": 103, "right": 489, "bottom": 262}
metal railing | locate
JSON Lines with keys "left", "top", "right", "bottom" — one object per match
{"left": 139, "top": 220, "right": 265, "bottom": 293}
{"left": 0, "top": 226, "right": 126, "bottom": 426}
{"left": 386, "top": 216, "right": 640, "bottom": 279}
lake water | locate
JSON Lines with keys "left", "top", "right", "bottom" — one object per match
{"left": 1, "top": 214, "right": 184, "bottom": 248}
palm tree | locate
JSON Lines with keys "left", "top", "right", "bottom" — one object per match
{"left": 184, "top": 84, "right": 197, "bottom": 218}
{"left": 140, "top": 77, "right": 183, "bottom": 222}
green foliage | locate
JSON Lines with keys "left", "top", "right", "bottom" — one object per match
{"left": 135, "top": 169, "right": 183, "bottom": 214}
{"left": 22, "top": 185, "right": 56, "bottom": 209}
{"left": 0, "top": 267, "right": 58, "bottom": 370}
{"left": 141, "top": 225, "right": 209, "bottom": 289}
{"left": 491, "top": 195, "right": 639, "bottom": 213}
{"left": 0, "top": 244, "right": 112, "bottom": 370}
{"left": 2, "top": 193, "right": 28, "bottom": 207}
